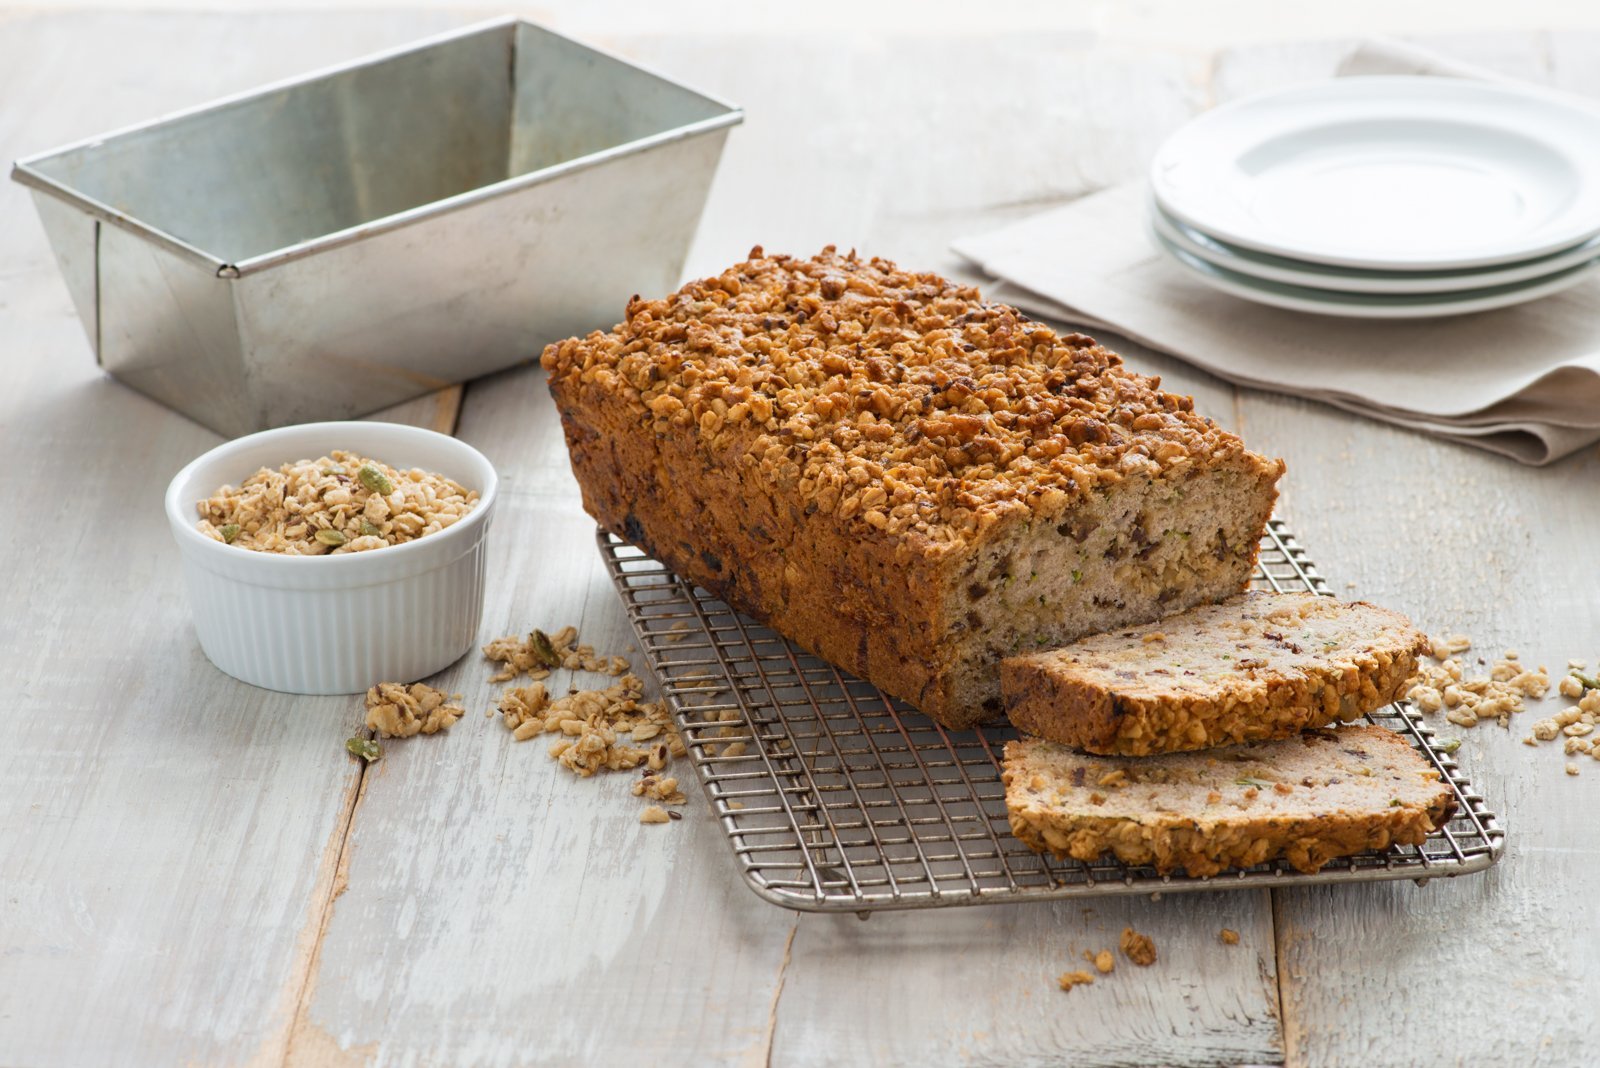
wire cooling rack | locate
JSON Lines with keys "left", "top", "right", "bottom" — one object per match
{"left": 598, "top": 520, "right": 1504, "bottom": 914}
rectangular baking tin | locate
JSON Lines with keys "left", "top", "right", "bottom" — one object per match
{"left": 13, "top": 17, "right": 742, "bottom": 437}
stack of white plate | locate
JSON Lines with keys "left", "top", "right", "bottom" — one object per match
{"left": 1148, "top": 76, "right": 1600, "bottom": 319}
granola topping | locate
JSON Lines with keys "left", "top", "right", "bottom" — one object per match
{"left": 541, "top": 247, "right": 1263, "bottom": 550}
{"left": 197, "top": 450, "right": 477, "bottom": 554}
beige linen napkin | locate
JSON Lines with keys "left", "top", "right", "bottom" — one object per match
{"left": 953, "top": 39, "right": 1600, "bottom": 465}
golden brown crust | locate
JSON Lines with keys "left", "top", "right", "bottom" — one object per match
{"left": 542, "top": 247, "right": 1284, "bottom": 727}
{"left": 542, "top": 246, "right": 1279, "bottom": 551}
{"left": 1002, "top": 594, "right": 1430, "bottom": 754}
{"left": 1002, "top": 727, "right": 1457, "bottom": 877}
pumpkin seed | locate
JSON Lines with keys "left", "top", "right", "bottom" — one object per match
{"left": 346, "top": 736, "right": 383, "bottom": 762}
{"left": 358, "top": 463, "right": 394, "bottom": 496}
{"left": 219, "top": 523, "right": 241, "bottom": 544}
{"left": 315, "top": 528, "right": 347, "bottom": 547}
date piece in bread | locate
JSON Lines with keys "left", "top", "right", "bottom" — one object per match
{"left": 1003, "top": 725, "right": 1455, "bottom": 876}
{"left": 542, "top": 247, "right": 1284, "bottom": 729}
{"left": 1002, "top": 592, "right": 1429, "bottom": 755}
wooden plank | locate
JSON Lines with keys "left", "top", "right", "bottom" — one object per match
{"left": 0, "top": 13, "right": 471, "bottom": 1067}
{"left": 773, "top": 895, "right": 1281, "bottom": 1068}
{"left": 1242, "top": 386, "right": 1600, "bottom": 1068}
{"left": 1210, "top": 34, "right": 1600, "bottom": 1067}
{"left": 288, "top": 361, "right": 800, "bottom": 1066}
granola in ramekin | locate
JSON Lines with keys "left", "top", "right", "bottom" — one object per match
{"left": 196, "top": 450, "right": 478, "bottom": 555}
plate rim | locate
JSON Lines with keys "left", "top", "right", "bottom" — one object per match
{"left": 1151, "top": 201, "right": 1600, "bottom": 294}
{"left": 1151, "top": 75, "right": 1600, "bottom": 271}
{"left": 1151, "top": 224, "right": 1600, "bottom": 319}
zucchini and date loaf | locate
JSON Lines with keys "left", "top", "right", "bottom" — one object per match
{"left": 541, "top": 247, "right": 1285, "bottom": 729}
{"left": 1003, "top": 725, "right": 1456, "bottom": 876}
{"left": 1002, "top": 591, "right": 1430, "bottom": 755}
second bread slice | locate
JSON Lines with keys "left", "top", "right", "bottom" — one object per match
{"left": 1001, "top": 591, "right": 1427, "bottom": 755}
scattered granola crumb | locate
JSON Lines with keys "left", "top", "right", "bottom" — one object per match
{"left": 345, "top": 736, "right": 382, "bottom": 763}
{"left": 631, "top": 772, "right": 688, "bottom": 805}
{"left": 364, "top": 682, "right": 464, "bottom": 738}
{"left": 1089, "top": 949, "right": 1114, "bottom": 974}
{"left": 505, "top": 672, "right": 680, "bottom": 777}
{"left": 490, "top": 626, "right": 691, "bottom": 821}
{"left": 1220, "top": 928, "right": 1240, "bottom": 945}
{"left": 1407, "top": 639, "right": 1549, "bottom": 730}
{"left": 663, "top": 621, "right": 691, "bottom": 643}
{"left": 1120, "top": 927, "right": 1157, "bottom": 966}
{"left": 1057, "top": 970, "right": 1095, "bottom": 992}
{"left": 1566, "top": 762, "right": 1580, "bottom": 777}
{"left": 640, "top": 805, "right": 672, "bottom": 824}
{"left": 483, "top": 625, "right": 571, "bottom": 682}
{"left": 1428, "top": 634, "right": 1472, "bottom": 660}
{"left": 728, "top": 800, "right": 746, "bottom": 810}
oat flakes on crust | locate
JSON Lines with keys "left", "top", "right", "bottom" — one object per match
{"left": 1002, "top": 725, "right": 1455, "bottom": 877}
{"left": 541, "top": 247, "right": 1284, "bottom": 729}
{"left": 1002, "top": 592, "right": 1430, "bottom": 755}
{"left": 542, "top": 247, "right": 1269, "bottom": 548}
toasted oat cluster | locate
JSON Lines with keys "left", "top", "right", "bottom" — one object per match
{"left": 364, "top": 682, "right": 464, "bottom": 739}
{"left": 1405, "top": 638, "right": 1550, "bottom": 728}
{"left": 197, "top": 450, "right": 477, "bottom": 554}
{"left": 482, "top": 625, "right": 629, "bottom": 683}
{"left": 1408, "top": 637, "right": 1600, "bottom": 774}
{"left": 1120, "top": 927, "right": 1157, "bottom": 966}
{"left": 496, "top": 673, "right": 685, "bottom": 777}
{"left": 488, "top": 626, "right": 690, "bottom": 819}
{"left": 542, "top": 246, "right": 1257, "bottom": 547}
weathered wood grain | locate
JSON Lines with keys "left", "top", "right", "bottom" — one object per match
{"left": 1209, "top": 33, "right": 1600, "bottom": 1068}
{"left": 0, "top": 13, "right": 470, "bottom": 1068}
{"left": 8, "top": 8, "right": 1600, "bottom": 1068}
{"left": 1243, "top": 380, "right": 1600, "bottom": 1068}
{"left": 287, "top": 362, "right": 801, "bottom": 1067}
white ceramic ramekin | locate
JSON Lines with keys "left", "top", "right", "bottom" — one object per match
{"left": 164, "top": 421, "right": 499, "bottom": 695}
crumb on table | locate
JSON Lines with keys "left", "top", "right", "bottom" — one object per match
{"left": 1057, "top": 970, "right": 1095, "bottom": 992}
{"left": 1120, "top": 927, "right": 1157, "bottom": 966}
{"left": 364, "top": 682, "right": 464, "bottom": 739}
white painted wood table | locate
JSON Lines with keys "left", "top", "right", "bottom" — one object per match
{"left": 3, "top": 10, "right": 1597, "bottom": 1067}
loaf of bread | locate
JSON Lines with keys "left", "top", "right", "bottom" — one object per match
{"left": 541, "top": 248, "right": 1285, "bottom": 728}
{"left": 1003, "top": 725, "right": 1455, "bottom": 876}
{"left": 1002, "top": 591, "right": 1428, "bottom": 755}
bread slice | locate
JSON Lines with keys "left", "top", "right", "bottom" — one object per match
{"left": 542, "top": 247, "right": 1284, "bottom": 729}
{"left": 1002, "top": 725, "right": 1455, "bottom": 877}
{"left": 1001, "top": 591, "right": 1428, "bottom": 755}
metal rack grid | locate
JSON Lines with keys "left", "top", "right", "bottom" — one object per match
{"left": 598, "top": 520, "right": 1505, "bottom": 914}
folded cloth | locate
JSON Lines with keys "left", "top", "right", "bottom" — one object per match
{"left": 953, "top": 38, "right": 1600, "bottom": 465}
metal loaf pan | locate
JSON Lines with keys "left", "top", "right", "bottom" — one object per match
{"left": 12, "top": 18, "right": 743, "bottom": 437}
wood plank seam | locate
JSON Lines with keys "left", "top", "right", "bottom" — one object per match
{"left": 1270, "top": 889, "right": 1295, "bottom": 1067}
{"left": 762, "top": 921, "right": 798, "bottom": 1068}
{"left": 281, "top": 755, "right": 376, "bottom": 1066}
